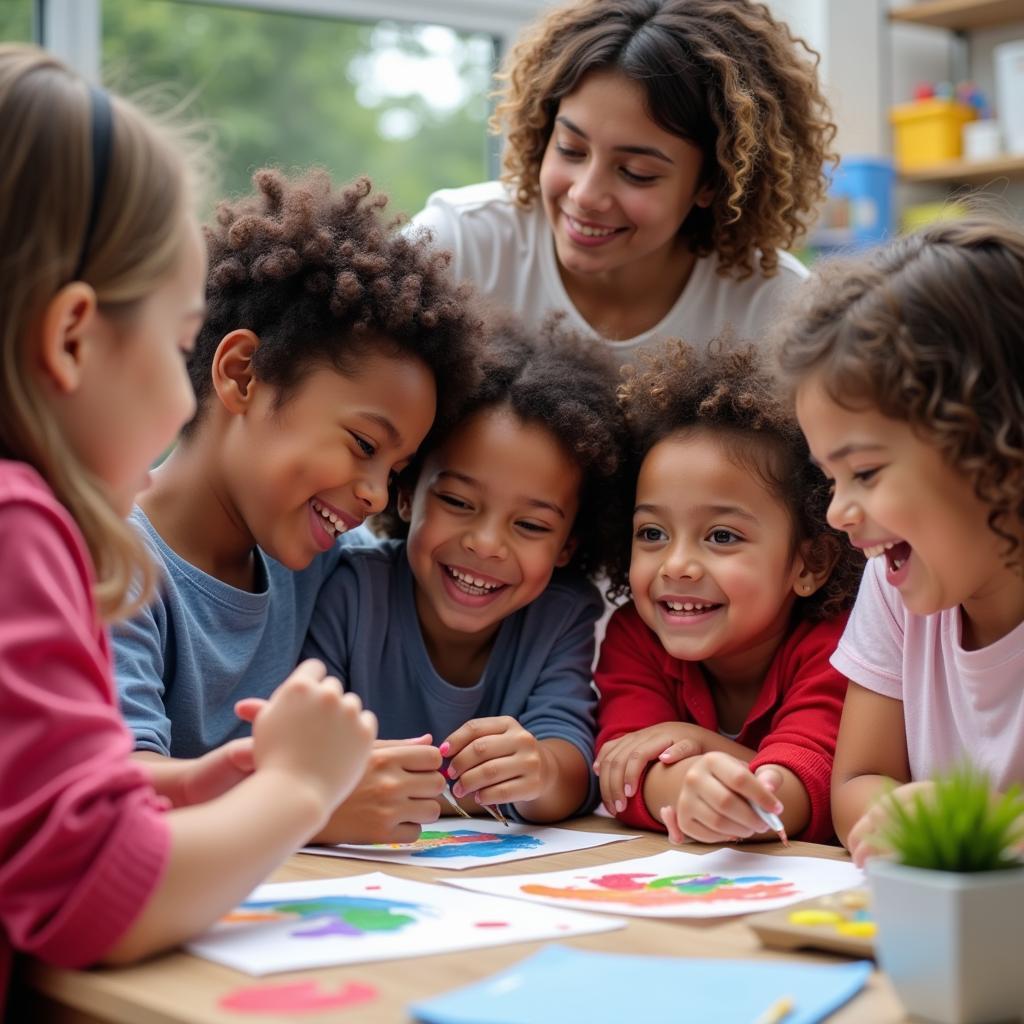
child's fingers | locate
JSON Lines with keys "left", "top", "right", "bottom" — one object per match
{"left": 221, "top": 737, "right": 256, "bottom": 773}
{"left": 291, "top": 658, "right": 328, "bottom": 684}
{"left": 690, "top": 774, "right": 761, "bottom": 836}
{"left": 234, "top": 697, "right": 267, "bottom": 723}
{"left": 753, "top": 765, "right": 784, "bottom": 793}
{"left": 446, "top": 729, "right": 520, "bottom": 780}
{"left": 675, "top": 799, "right": 734, "bottom": 844}
{"left": 374, "top": 734, "right": 433, "bottom": 748}
{"left": 658, "top": 738, "right": 698, "bottom": 764}
{"left": 707, "top": 754, "right": 783, "bottom": 820}
{"left": 622, "top": 735, "right": 677, "bottom": 798}
{"left": 660, "top": 805, "right": 687, "bottom": 845}
{"left": 440, "top": 717, "right": 511, "bottom": 760}
{"left": 452, "top": 753, "right": 521, "bottom": 800}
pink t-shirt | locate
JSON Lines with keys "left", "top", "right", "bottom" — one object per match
{"left": 0, "top": 460, "right": 170, "bottom": 1006}
{"left": 831, "top": 557, "right": 1024, "bottom": 790}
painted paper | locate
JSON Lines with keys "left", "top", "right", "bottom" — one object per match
{"left": 446, "top": 848, "right": 864, "bottom": 918}
{"left": 301, "top": 817, "right": 638, "bottom": 870}
{"left": 187, "top": 872, "right": 623, "bottom": 975}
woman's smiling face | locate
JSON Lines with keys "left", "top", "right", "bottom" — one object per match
{"left": 539, "top": 69, "right": 713, "bottom": 283}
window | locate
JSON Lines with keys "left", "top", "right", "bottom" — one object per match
{"left": 101, "top": 0, "right": 497, "bottom": 217}
{"left": 0, "top": 1, "right": 35, "bottom": 42}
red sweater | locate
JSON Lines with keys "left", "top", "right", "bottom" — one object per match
{"left": 595, "top": 603, "right": 848, "bottom": 843}
{"left": 0, "top": 462, "right": 170, "bottom": 1007}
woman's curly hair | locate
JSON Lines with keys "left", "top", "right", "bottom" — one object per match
{"left": 611, "top": 339, "right": 863, "bottom": 620}
{"left": 491, "top": 0, "right": 836, "bottom": 278}
{"left": 377, "top": 314, "right": 630, "bottom": 582}
{"left": 184, "top": 168, "right": 482, "bottom": 437}
{"left": 778, "top": 216, "right": 1024, "bottom": 566}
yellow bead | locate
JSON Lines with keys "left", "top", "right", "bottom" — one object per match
{"left": 788, "top": 909, "right": 844, "bottom": 926}
{"left": 835, "top": 921, "right": 877, "bottom": 937}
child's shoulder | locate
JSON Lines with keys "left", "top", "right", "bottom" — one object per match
{"left": 0, "top": 458, "right": 58, "bottom": 510}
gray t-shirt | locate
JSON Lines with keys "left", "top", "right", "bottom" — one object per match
{"left": 303, "top": 539, "right": 602, "bottom": 816}
{"left": 114, "top": 507, "right": 343, "bottom": 757}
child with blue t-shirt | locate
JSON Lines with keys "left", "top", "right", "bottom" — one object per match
{"left": 113, "top": 170, "right": 480, "bottom": 762}
{"left": 300, "top": 318, "right": 629, "bottom": 842}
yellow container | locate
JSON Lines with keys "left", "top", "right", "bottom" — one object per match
{"left": 890, "top": 99, "right": 975, "bottom": 170}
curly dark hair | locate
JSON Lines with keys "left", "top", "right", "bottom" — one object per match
{"left": 491, "top": 0, "right": 836, "bottom": 278}
{"left": 377, "top": 314, "right": 630, "bottom": 581}
{"left": 183, "top": 169, "right": 481, "bottom": 438}
{"left": 611, "top": 339, "right": 863, "bottom": 620}
{"left": 778, "top": 216, "right": 1024, "bottom": 565}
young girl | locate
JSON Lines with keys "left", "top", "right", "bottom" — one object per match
{"left": 780, "top": 217, "right": 1024, "bottom": 866}
{"left": 594, "top": 341, "right": 863, "bottom": 844}
{"left": 0, "top": 45, "right": 375, "bottom": 998}
{"left": 301, "top": 318, "right": 628, "bottom": 839}
{"left": 412, "top": 0, "right": 834, "bottom": 361}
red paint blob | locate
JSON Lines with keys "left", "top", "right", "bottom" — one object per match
{"left": 219, "top": 980, "right": 377, "bottom": 1014}
{"left": 473, "top": 920, "right": 510, "bottom": 928}
{"left": 365, "top": 885, "right": 382, "bottom": 890}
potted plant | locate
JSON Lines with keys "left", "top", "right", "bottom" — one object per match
{"left": 867, "top": 766, "right": 1024, "bottom": 1024}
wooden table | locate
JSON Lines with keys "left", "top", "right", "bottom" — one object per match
{"left": 16, "top": 816, "right": 906, "bottom": 1023}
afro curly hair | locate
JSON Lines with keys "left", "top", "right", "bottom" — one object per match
{"left": 377, "top": 314, "right": 630, "bottom": 582}
{"left": 612, "top": 338, "right": 863, "bottom": 620}
{"left": 183, "top": 168, "right": 482, "bottom": 438}
{"left": 491, "top": 0, "right": 836, "bottom": 278}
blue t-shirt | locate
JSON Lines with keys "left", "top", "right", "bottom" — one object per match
{"left": 303, "top": 539, "right": 602, "bottom": 816}
{"left": 114, "top": 507, "right": 343, "bottom": 757}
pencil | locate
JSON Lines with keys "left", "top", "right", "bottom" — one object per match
{"left": 753, "top": 995, "right": 794, "bottom": 1024}
{"left": 748, "top": 798, "right": 789, "bottom": 846}
{"left": 439, "top": 782, "right": 472, "bottom": 819}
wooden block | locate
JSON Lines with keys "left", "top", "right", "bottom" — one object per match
{"left": 749, "top": 890, "right": 875, "bottom": 959}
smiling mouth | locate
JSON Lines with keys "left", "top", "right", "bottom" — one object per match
{"left": 443, "top": 565, "right": 508, "bottom": 597}
{"left": 565, "top": 214, "right": 625, "bottom": 238}
{"left": 659, "top": 599, "right": 722, "bottom": 616}
{"left": 310, "top": 498, "right": 351, "bottom": 539}
{"left": 863, "top": 540, "right": 912, "bottom": 573}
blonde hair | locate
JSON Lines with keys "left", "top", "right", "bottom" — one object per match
{"left": 491, "top": 0, "right": 836, "bottom": 277}
{"left": 0, "top": 44, "right": 199, "bottom": 621}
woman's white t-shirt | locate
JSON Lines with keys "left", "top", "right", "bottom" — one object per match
{"left": 411, "top": 181, "right": 809, "bottom": 362}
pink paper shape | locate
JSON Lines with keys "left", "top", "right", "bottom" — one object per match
{"left": 219, "top": 980, "right": 377, "bottom": 1014}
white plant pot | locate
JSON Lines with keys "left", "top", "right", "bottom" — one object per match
{"left": 868, "top": 859, "right": 1024, "bottom": 1024}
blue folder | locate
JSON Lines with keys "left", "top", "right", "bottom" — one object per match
{"left": 410, "top": 945, "right": 872, "bottom": 1024}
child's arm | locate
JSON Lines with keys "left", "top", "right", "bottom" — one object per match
{"left": 831, "top": 682, "right": 911, "bottom": 861}
{"left": 136, "top": 742, "right": 255, "bottom": 807}
{"left": 103, "top": 660, "right": 376, "bottom": 963}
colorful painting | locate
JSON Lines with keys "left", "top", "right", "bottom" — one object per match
{"left": 447, "top": 849, "right": 865, "bottom": 919}
{"left": 186, "top": 873, "right": 625, "bottom": 975}
{"left": 301, "top": 817, "right": 639, "bottom": 870}
{"left": 223, "top": 894, "right": 430, "bottom": 937}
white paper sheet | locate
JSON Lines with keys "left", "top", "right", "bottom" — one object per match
{"left": 445, "top": 848, "right": 865, "bottom": 918}
{"left": 299, "top": 817, "right": 639, "bottom": 870}
{"left": 186, "top": 872, "right": 623, "bottom": 975}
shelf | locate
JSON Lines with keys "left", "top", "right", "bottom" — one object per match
{"left": 888, "top": 0, "right": 1024, "bottom": 30}
{"left": 898, "top": 152, "right": 1024, "bottom": 181}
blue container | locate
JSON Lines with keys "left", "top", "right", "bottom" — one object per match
{"left": 810, "top": 156, "right": 895, "bottom": 250}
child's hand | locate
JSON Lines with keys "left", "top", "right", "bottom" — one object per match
{"left": 442, "top": 717, "right": 551, "bottom": 807}
{"left": 168, "top": 738, "right": 256, "bottom": 807}
{"left": 251, "top": 659, "right": 377, "bottom": 815}
{"left": 316, "top": 735, "right": 446, "bottom": 845}
{"left": 593, "top": 724, "right": 703, "bottom": 814}
{"left": 847, "top": 780, "right": 936, "bottom": 868}
{"left": 660, "top": 751, "right": 782, "bottom": 844}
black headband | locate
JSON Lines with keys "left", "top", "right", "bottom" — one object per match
{"left": 71, "top": 84, "right": 114, "bottom": 282}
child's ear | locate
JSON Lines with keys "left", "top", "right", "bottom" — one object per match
{"left": 396, "top": 488, "right": 413, "bottom": 523}
{"left": 35, "top": 282, "right": 100, "bottom": 394}
{"left": 792, "top": 535, "right": 841, "bottom": 599}
{"left": 554, "top": 535, "right": 578, "bottom": 569}
{"left": 211, "top": 329, "right": 260, "bottom": 413}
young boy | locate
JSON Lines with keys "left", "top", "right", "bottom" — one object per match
{"left": 114, "top": 171, "right": 479, "bottom": 793}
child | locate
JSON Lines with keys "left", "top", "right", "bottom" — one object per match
{"left": 113, "top": 168, "right": 480, "bottom": 764}
{"left": 780, "top": 217, "right": 1024, "bottom": 866}
{"left": 412, "top": 0, "right": 834, "bottom": 361}
{"left": 594, "top": 341, "right": 863, "bottom": 844}
{"left": 0, "top": 44, "right": 376, "bottom": 997}
{"left": 301, "top": 318, "right": 628, "bottom": 840}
